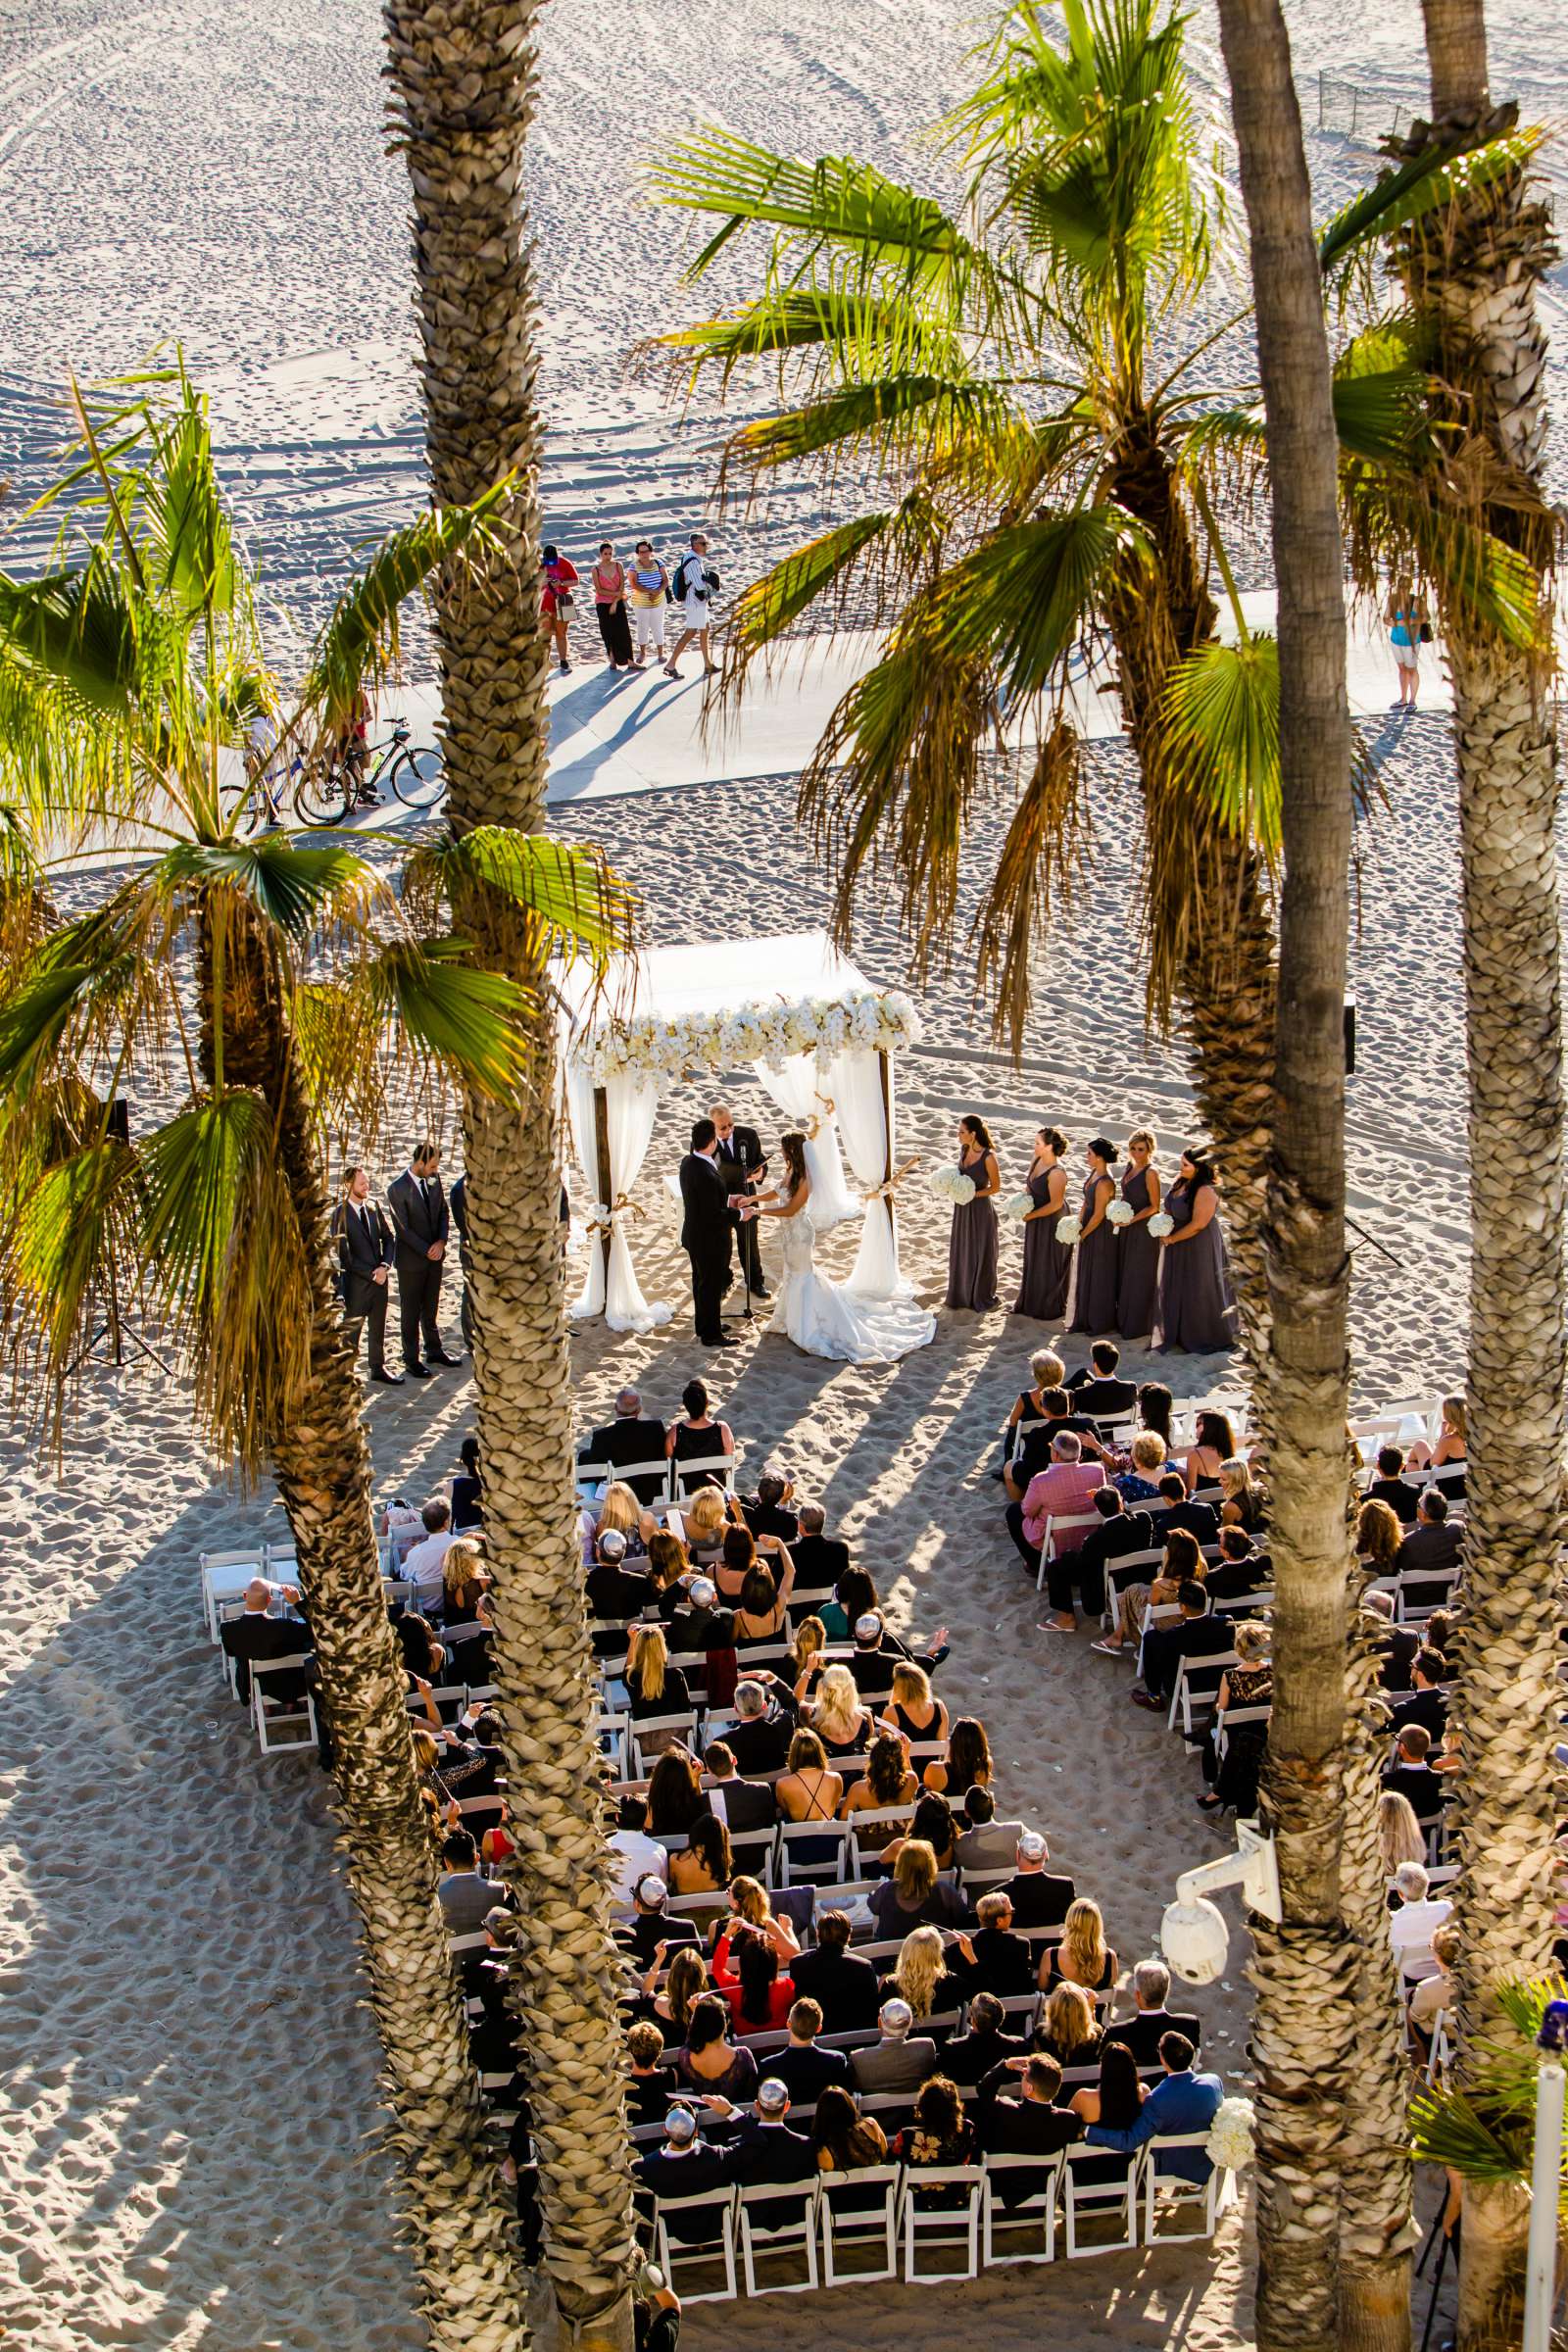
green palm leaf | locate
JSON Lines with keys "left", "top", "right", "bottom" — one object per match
{"left": 725, "top": 514, "right": 896, "bottom": 654}
{"left": 139, "top": 385, "right": 238, "bottom": 619}
{"left": 367, "top": 941, "right": 533, "bottom": 1101}
{"left": 926, "top": 508, "right": 1141, "bottom": 703}
{"left": 403, "top": 829, "right": 636, "bottom": 962}
{"left": 158, "top": 836, "right": 371, "bottom": 938}
{"left": 1318, "top": 127, "right": 1543, "bottom": 275}
{"left": 971, "top": 713, "right": 1088, "bottom": 1049}
{"left": 728, "top": 375, "right": 1016, "bottom": 477}
{"left": 652, "top": 132, "right": 974, "bottom": 288}
{"left": 653, "top": 288, "right": 953, "bottom": 390}
{"left": 0, "top": 558, "right": 165, "bottom": 722}
{"left": 0, "top": 1134, "right": 143, "bottom": 1387}
{"left": 1159, "top": 635, "right": 1282, "bottom": 857}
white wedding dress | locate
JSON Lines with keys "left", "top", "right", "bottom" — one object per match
{"left": 764, "top": 1189, "right": 935, "bottom": 1365}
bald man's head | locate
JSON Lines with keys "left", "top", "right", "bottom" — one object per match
{"left": 245, "top": 1578, "right": 272, "bottom": 1611}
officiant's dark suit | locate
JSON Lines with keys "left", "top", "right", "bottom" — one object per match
{"left": 714, "top": 1112, "right": 768, "bottom": 1297}
{"left": 332, "top": 1189, "right": 397, "bottom": 1378}
{"left": 680, "top": 1121, "right": 737, "bottom": 1347}
{"left": 387, "top": 1148, "right": 455, "bottom": 1375}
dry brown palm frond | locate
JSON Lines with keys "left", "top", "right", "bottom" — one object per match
{"left": 971, "top": 712, "right": 1089, "bottom": 1054}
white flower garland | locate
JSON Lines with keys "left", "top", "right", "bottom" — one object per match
{"left": 1205, "top": 2095, "right": 1256, "bottom": 2174}
{"left": 929, "top": 1166, "right": 976, "bottom": 1205}
{"left": 1105, "top": 1199, "right": 1135, "bottom": 1228}
{"left": 578, "top": 987, "right": 922, "bottom": 1085}
{"left": 1149, "top": 1211, "right": 1175, "bottom": 1238}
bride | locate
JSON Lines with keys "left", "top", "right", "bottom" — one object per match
{"left": 751, "top": 1132, "right": 935, "bottom": 1365}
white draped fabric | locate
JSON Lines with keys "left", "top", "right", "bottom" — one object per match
{"left": 751, "top": 1053, "right": 858, "bottom": 1229}
{"left": 565, "top": 1067, "right": 671, "bottom": 1332}
{"left": 830, "top": 1049, "right": 912, "bottom": 1300}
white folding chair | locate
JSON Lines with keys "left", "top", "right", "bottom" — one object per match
{"left": 671, "top": 1452, "right": 737, "bottom": 1496}
{"left": 1141, "top": 2135, "right": 1235, "bottom": 2242}
{"left": 981, "top": 2151, "right": 1065, "bottom": 2268}
{"left": 613, "top": 1459, "right": 674, "bottom": 1507}
{"left": 902, "top": 2164, "right": 984, "bottom": 2281}
{"left": 1062, "top": 2142, "right": 1140, "bottom": 2256}
{"left": 737, "top": 2177, "right": 820, "bottom": 2295}
{"left": 199, "top": 1547, "right": 268, "bottom": 1642}
{"left": 1035, "top": 1512, "right": 1101, "bottom": 1593}
{"left": 630, "top": 1713, "right": 702, "bottom": 1775}
{"left": 776, "top": 1819, "right": 854, "bottom": 1886}
{"left": 818, "top": 2164, "right": 903, "bottom": 2285}
{"left": 652, "top": 2187, "right": 739, "bottom": 2302}
{"left": 249, "top": 1654, "right": 318, "bottom": 1756}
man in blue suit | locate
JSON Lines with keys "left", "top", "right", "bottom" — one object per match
{"left": 1084, "top": 2033, "right": 1223, "bottom": 2184}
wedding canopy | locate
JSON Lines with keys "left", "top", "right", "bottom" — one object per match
{"left": 557, "top": 930, "right": 922, "bottom": 1332}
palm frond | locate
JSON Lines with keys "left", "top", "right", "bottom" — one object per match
{"left": 158, "top": 835, "right": 373, "bottom": 940}
{"left": 0, "top": 557, "right": 169, "bottom": 722}
{"left": 724, "top": 514, "right": 897, "bottom": 655}
{"left": 647, "top": 286, "right": 956, "bottom": 398}
{"left": 1319, "top": 127, "right": 1543, "bottom": 276}
{"left": 1159, "top": 634, "right": 1282, "bottom": 858}
{"left": 0, "top": 1135, "right": 145, "bottom": 1435}
{"left": 138, "top": 381, "right": 239, "bottom": 619}
{"left": 971, "top": 715, "right": 1088, "bottom": 1052}
{"left": 366, "top": 941, "right": 533, "bottom": 1102}
{"left": 723, "top": 375, "right": 1020, "bottom": 484}
{"left": 925, "top": 507, "right": 1142, "bottom": 706}
{"left": 401, "top": 829, "right": 636, "bottom": 966}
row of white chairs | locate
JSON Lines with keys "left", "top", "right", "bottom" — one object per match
{"left": 577, "top": 1451, "right": 739, "bottom": 1506}
{"left": 645, "top": 2135, "right": 1236, "bottom": 2300}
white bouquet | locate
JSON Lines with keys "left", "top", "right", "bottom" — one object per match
{"left": 1205, "top": 2096, "right": 1256, "bottom": 2174}
{"left": 1149, "top": 1211, "right": 1175, "bottom": 1238}
{"left": 1105, "top": 1199, "right": 1135, "bottom": 1228}
{"left": 1055, "top": 1213, "right": 1083, "bottom": 1245}
{"left": 1002, "top": 1192, "right": 1035, "bottom": 1223}
{"left": 929, "top": 1167, "right": 977, "bottom": 1204}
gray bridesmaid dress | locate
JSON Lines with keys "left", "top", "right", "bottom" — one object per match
{"left": 1156, "top": 1177, "right": 1238, "bottom": 1352}
{"left": 946, "top": 1148, "right": 1000, "bottom": 1310}
{"left": 1013, "top": 1165, "right": 1072, "bottom": 1319}
{"left": 1069, "top": 1174, "right": 1118, "bottom": 1334}
{"left": 1115, "top": 1164, "right": 1160, "bottom": 1339}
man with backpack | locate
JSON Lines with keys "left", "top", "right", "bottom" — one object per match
{"left": 662, "top": 532, "right": 720, "bottom": 679}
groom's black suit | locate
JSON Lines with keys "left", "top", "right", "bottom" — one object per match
{"left": 716, "top": 1123, "right": 768, "bottom": 1294}
{"left": 679, "top": 1150, "right": 735, "bottom": 1344}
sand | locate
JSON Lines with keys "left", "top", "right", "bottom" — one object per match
{"left": 2, "top": 0, "right": 1564, "bottom": 2342}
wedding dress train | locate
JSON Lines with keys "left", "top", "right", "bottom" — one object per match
{"left": 768, "top": 1197, "right": 935, "bottom": 1365}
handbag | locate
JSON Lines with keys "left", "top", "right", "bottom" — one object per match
{"left": 1418, "top": 619, "right": 1433, "bottom": 642}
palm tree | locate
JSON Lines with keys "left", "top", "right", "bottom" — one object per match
{"left": 1336, "top": 15, "right": 1566, "bottom": 2340}
{"left": 1213, "top": 15, "right": 1417, "bottom": 2347}
{"left": 0, "top": 367, "right": 624, "bottom": 2351}
{"left": 381, "top": 7, "right": 642, "bottom": 2335}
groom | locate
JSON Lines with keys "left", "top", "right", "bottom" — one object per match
{"left": 679, "top": 1118, "right": 751, "bottom": 1348}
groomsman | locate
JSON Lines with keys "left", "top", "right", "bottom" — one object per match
{"left": 449, "top": 1170, "right": 472, "bottom": 1354}
{"left": 387, "top": 1142, "right": 461, "bottom": 1378}
{"left": 712, "top": 1101, "right": 768, "bottom": 1299}
{"left": 332, "top": 1165, "right": 400, "bottom": 1383}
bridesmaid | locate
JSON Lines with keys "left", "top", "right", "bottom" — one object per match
{"left": 946, "top": 1114, "right": 1001, "bottom": 1310}
{"left": 1068, "top": 1138, "right": 1119, "bottom": 1335}
{"left": 1013, "top": 1124, "right": 1073, "bottom": 1320}
{"left": 1157, "top": 1148, "right": 1239, "bottom": 1353}
{"left": 1114, "top": 1127, "right": 1162, "bottom": 1341}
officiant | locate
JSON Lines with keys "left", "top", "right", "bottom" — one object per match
{"left": 712, "top": 1102, "right": 769, "bottom": 1300}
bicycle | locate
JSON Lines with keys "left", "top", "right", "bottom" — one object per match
{"left": 293, "top": 719, "right": 445, "bottom": 826}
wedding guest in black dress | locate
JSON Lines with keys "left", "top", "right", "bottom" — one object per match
{"left": 1068, "top": 1140, "right": 1118, "bottom": 1336}
{"left": 946, "top": 1114, "right": 1001, "bottom": 1311}
{"left": 1115, "top": 1128, "right": 1162, "bottom": 1341}
{"left": 1013, "top": 1125, "right": 1073, "bottom": 1320}
{"left": 1157, "top": 1150, "right": 1238, "bottom": 1353}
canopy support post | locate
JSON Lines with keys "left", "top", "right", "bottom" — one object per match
{"left": 878, "top": 1049, "right": 896, "bottom": 1263}
{"left": 593, "top": 1084, "right": 612, "bottom": 1304}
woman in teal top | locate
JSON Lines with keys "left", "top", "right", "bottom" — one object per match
{"left": 1386, "top": 578, "right": 1427, "bottom": 710}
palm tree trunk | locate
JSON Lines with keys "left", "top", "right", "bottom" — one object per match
{"left": 1215, "top": 9, "right": 1411, "bottom": 2346}
{"left": 382, "top": 5, "right": 638, "bottom": 2337}
{"left": 1397, "top": 16, "right": 1567, "bottom": 2345}
{"left": 208, "top": 906, "right": 530, "bottom": 2352}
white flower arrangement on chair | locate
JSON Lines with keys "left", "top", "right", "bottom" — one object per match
{"left": 1205, "top": 2096, "right": 1256, "bottom": 2173}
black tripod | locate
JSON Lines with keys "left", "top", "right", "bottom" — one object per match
{"left": 66, "top": 1270, "right": 172, "bottom": 1380}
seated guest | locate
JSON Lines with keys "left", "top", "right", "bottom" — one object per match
{"left": 924, "top": 1715, "right": 994, "bottom": 1802}
{"left": 436, "top": 1829, "right": 504, "bottom": 1931}
{"left": 579, "top": 1387, "right": 668, "bottom": 1504}
{"left": 996, "top": 1348, "right": 1067, "bottom": 1482}
{"left": 405, "top": 1497, "right": 459, "bottom": 1614}
{"left": 884, "top": 1790, "right": 958, "bottom": 1875}
{"left": 1362, "top": 1590, "right": 1420, "bottom": 1692}
{"left": 1389, "top": 1860, "right": 1453, "bottom": 1983}
{"left": 1182, "top": 1410, "right": 1236, "bottom": 1494}
{"left": 1153, "top": 1469, "right": 1220, "bottom": 1547}
{"left": 646, "top": 1530, "right": 692, "bottom": 1623}
{"left": 701, "top": 1741, "right": 777, "bottom": 1845}
{"left": 979, "top": 2053, "right": 1083, "bottom": 2195}
{"left": 462, "top": 1906, "right": 521, "bottom": 2077}
{"left": 732, "top": 1564, "right": 791, "bottom": 1648}
{"left": 896, "top": 2076, "right": 975, "bottom": 2173}
{"left": 789, "top": 1502, "right": 850, "bottom": 1592}
{"left": 722, "top": 1678, "right": 796, "bottom": 1776}
{"left": 1423, "top": 1608, "right": 1458, "bottom": 1668}
{"left": 868, "top": 1839, "right": 968, "bottom": 1937}
{"left": 1042, "top": 1487, "right": 1155, "bottom": 1634}
{"left": 673, "top": 1992, "right": 760, "bottom": 2103}
{"left": 1100, "top": 1525, "right": 1203, "bottom": 1658}
{"left": 791, "top": 1910, "right": 882, "bottom": 2034}
{"left": 1366, "top": 1443, "right": 1419, "bottom": 1525}
{"left": 451, "top": 1434, "right": 484, "bottom": 1531}
{"left": 881, "top": 1661, "right": 950, "bottom": 1750}
{"left": 666, "top": 1575, "right": 735, "bottom": 1660}
{"left": 664, "top": 1378, "right": 736, "bottom": 1495}
{"left": 1040, "top": 1897, "right": 1116, "bottom": 1998}
{"left": 1111, "top": 1430, "right": 1170, "bottom": 1503}
{"left": 1133, "top": 1580, "right": 1231, "bottom": 1711}
{"left": 608, "top": 1795, "right": 666, "bottom": 1918}
{"left": 1003, "top": 1830, "right": 1076, "bottom": 1930}
{"left": 1392, "top": 1648, "right": 1449, "bottom": 1745}
{"left": 582, "top": 1481, "right": 655, "bottom": 1571}
{"left": 1102, "top": 1961, "right": 1200, "bottom": 2066}
{"left": 632, "top": 2102, "right": 732, "bottom": 2217}
{"left": 1006, "top": 1433, "right": 1106, "bottom": 1571}
{"left": 850, "top": 1611, "right": 909, "bottom": 1702}
{"left": 1205, "top": 1526, "right": 1270, "bottom": 1602}
{"left": 1406, "top": 1394, "right": 1467, "bottom": 1487}
{"left": 774, "top": 1729, "right": 845, "bottom": 1865}
{"left": 1068, "top": 2035, "right": 1144, "bottom": 2128}
{"left": 1067, "top": 1340, "right": 1141, "bottom": 1422}
{"left": 645, "top": 1748, "right": 711, "bottom": 1841}
{"left": 841, "top": 1732, "right": 920, "bottom": 1859}
{"left": 851, "top": 1996, "right": 939, "bottom": 2095}
{"left": 1034, "top": 1983, "right": 1103, "bottom": 2071}
{"left": 713, "top": 1921, "right": 795, "bottom": 2034}
{"left": 221, "top": 1577, "right": 311, "bottom": 1705}
{"left": 807, "top": 1663, "right": 876, "bottom": 1764}
{"left": 625, "top": 2020, "right": 679, "bottom": 2127}
{"left": 953, "top": 1787, "right": 1028, "bottom": 1877}
{"left": 682, "top": 1484, "right": 730, "bottom": 1565}
{"left": 817, "top": 1566, "right": 877, "bottom": 1643}
{"left": 1408, "top": 1922, "right": 1460, "bottom": 2057}
{"left": 1197, "top": 1620, "right": 1273, "bottom": 1814}
{"left": 1085, "top": 2032, "right": 1223, "bottom": 2183}
{"left": 715, "top": 2078, "right": 817, "bottom": 2205}
{"left": 644, "top": 1946, "right": 709, "bottom": 2049}
{"left": 585, "top": 1528, "right": 656, "bottom": 1625}
{"left": 1004, "top": 1387, "right": 1102, "bottom": 1498}
{"left": 953, "top": 1893, "right": 1036, "bottom": 1995}
{"left": 624, "top": 1625, "right": 692, "bottom": 1738}
{"left": 885, "top": 1924, "right": 966, "bottom": 2024}
{"left": 710, "top": 1878, "right": 801, "bottom": 1974}
{"left": 742, "top": 1468, "right": 800, "bottom": 1544}
{"left": 948, "top": 1990, "right": 1030, "bottom": 2093}
{"left": 1395, "top": 1490, "right": 1462, "bottom": 1579}
{"left": 1382, "top": 1725, "right": 1448, "bottom": 1824}
{"left": 623, "top": 1874, "right": 701, "bottom": 1970}
{"left": 810, "top": 2082, "right": 890, "bottom": 2174}
{"left": 439, "top": 1537, "right": 489, "bottom": 1625}
{"left": 790, "top": 1613, "right": 828, "bottom": 1691}
{"left": 1378, "top": 1788, "right": 1428, "bottom": 1885}
{"left": 1217, "top": 1456, "right": 1268, "bottom": 1535}
{"left": 1357, "top": 1498, "right": 1404, "bottom": 1582}
{"left": 668, "top": 1813, "right": 733, "bottom": 1898}
{"left": 767, "top": 1998, "right": 851, "bottom": 2106}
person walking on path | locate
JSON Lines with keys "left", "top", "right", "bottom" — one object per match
{"left": 540, "top": 544, "right": 579, "bottom": 673}
{"left": 1386, "top": 577, "right": 1427, "bottom": 710}
{"left": 628, "top": 540, "right": 670, "bottom": 669}
{"left": 664, "top": 534, "right": 720, "bottom": 679}
{"left": 592, "top": 543, "right": 636, "bottom": 670}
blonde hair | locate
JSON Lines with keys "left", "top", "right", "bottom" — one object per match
{"left": 895, "top": 1926, "right": 947, "bottom": 2021}
{"left": 443, "top": 1537, "right": 484, "bottom": 1600}
{"left": 1440, "top": 1394, "right": 1467, "bottom": 1444}
{"left": 1130, "top": 1432, "right": 1166, "bottom": 1472}
{"left": 628, "top": 1624, "right": 667, "bottom": 1702}
{"left": 894, "top": 1839, "right": 938, "bottom": 1906}
{"left": 412, "top": 1729, "right": 440, "bottom": 1774}
{"left": 1042, "top": 1983, "right": 1097, "bottom": 2059}
{"left": 1218, "top": 1458, "right": 1255, "bottom": 1499}
{"left": 1030, "top": 1349, "right": 1065, "bottom": 1387}
{"left": 792, "top": 1616, "right": 826, "bottom": 1675}
{"left": 1233, "top": 1619, "right": 1270, "bottom": 1664}
{"left": 813, "top": 1664, "right": 861, "bottom": 1744}
{"left": 890, "top": 1661, "right": 932, "bottom": 1709}
{"left": 1061, "top": 1898, "right": 1108, "bottom": 1984}
{"left": 1378, "top": 1789, "right": 1426, "bottom": 1876}
{"left": 730, "top": 1875, "right": 770, "bottom": 1927}
{"left": 598, "top": 1482, "right": 642, "bottom": 1535}
{"left": 687, "top": 1487, "right": 727, "bottom": 1541}
{"left": 1127, "top": 1129, "right": 1156, "bottom": 1156}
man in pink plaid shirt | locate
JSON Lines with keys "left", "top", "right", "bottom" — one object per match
{"left": 1005, "top": 1433, "right": 1105, "bottom": 1570}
